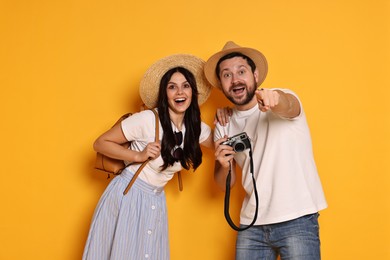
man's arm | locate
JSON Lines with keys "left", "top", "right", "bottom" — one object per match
{"left": 256, "top": 88, "right": 301, "bottom": 118}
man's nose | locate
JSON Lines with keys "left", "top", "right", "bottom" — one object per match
{"left": 231, "top": 73, "right": 240, "bottom": 85}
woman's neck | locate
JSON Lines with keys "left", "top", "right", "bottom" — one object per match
{"left": 169, "top": 111, "right": 185, "bottom": 131}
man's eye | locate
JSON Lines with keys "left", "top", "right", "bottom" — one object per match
{"left": 223, "top": 73, "right": 231, "bottom": 78}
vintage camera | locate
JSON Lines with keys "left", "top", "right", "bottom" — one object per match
{"left": 222, "top": 132, "right": 251, "bottom": 152}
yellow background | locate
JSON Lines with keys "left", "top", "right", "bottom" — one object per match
{"left": 1, "top": 0, "right": 389, "bottom": 259}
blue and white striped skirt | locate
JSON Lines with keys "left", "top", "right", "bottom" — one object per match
{"left": 83, "top": 169, "right": 169, "bottom": 260}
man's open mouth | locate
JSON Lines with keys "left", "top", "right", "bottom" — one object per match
{"left": 232, "top": 86, "right": 245, "bottom": 94}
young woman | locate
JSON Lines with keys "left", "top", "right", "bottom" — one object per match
{"left": 82, "top": 54, "right": 213, "bottom": 260}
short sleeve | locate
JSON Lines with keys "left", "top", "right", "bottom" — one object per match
{"left": 199, "top": 122, "right": 211, "bottom": 143}
{"left": 120, "top": 110, "right": 156, "bottom": 142}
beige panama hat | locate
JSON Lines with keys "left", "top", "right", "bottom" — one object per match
{"left": 204, "top": 41, "right": 268, "bottom": 89}
{"left": 139, "top": 54, "right": 212, "bottom": 109}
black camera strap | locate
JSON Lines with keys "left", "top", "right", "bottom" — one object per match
{"left": 224, "top": 146, "right": 259, "bottom": 231}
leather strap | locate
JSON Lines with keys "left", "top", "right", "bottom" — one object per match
{"left": 224, "top": 147, "right": 259, "bottom": 231}
{"left": 177, "top": 171, "right": 183, "bottom": 191}
{"left": 123, "top": 109, "right": 159, "bottom": 195}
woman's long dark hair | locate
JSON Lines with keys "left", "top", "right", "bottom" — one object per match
{"left": 157, "top": 67, "right": 202, "bottom": 171}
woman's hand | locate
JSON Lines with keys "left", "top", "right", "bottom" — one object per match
{"left": 214, "top": 107, "right": 233, "bottom": 126}
{"left": 136, "top": 142, "right": 161, "bottom": 162}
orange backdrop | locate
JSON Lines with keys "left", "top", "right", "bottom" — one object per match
{"left": 0, "top": 0, "right": 389, "bottom": 259}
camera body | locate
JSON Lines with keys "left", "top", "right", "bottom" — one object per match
{"left": 222, "top": 132, "right": 251, "bottom": 152}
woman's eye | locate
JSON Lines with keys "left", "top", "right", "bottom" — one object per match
{"left": 184, "top": 83, "right": 191, "bottom": 88}
{"left": 167, "top": 84, "right": 175, "bottom": 89}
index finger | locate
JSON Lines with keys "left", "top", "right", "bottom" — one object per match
{"left": 214, "top": 136, "right": 228, "bottom": 147}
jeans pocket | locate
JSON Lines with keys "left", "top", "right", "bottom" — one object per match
{"left": 305, "top": 213, "right": 320, "bottom": 237}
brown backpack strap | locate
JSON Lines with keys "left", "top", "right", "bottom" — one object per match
{"left": 177, "top": 171, "right": 183, "bottom": 191}
{"left": 123, "top": 109, "right": 159, "bottom": 195}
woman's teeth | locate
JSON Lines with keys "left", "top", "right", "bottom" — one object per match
{"left": 175, "top": 98, "right": 186, "bottom": 103}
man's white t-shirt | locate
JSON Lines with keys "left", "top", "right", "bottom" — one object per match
{"left": 214, "top": 89, "right": 327, "bottom": 225}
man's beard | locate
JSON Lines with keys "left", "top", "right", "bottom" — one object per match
{"left": 223, "top": 79, "right": 257, "bottom": 106}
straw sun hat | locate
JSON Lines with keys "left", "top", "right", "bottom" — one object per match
{"left": 139, "top": 54, "right": 212, "bottom": 109}
{"left": 204, "top": 41, "right": 268, "bottom": 89}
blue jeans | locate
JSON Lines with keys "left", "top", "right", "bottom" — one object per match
{"left": 235, "top": 213, "right": 321, "bottom": 260}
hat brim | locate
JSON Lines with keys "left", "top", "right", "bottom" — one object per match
{"left": 204, "top": 45, "right": 268, "bottom": 89}
{"left": 140, "top": 54, "right": 212, "bottom": 109}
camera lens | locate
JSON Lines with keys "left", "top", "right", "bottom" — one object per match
{"left": 234, "top": 142, "right": 246, "bottom": 152}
